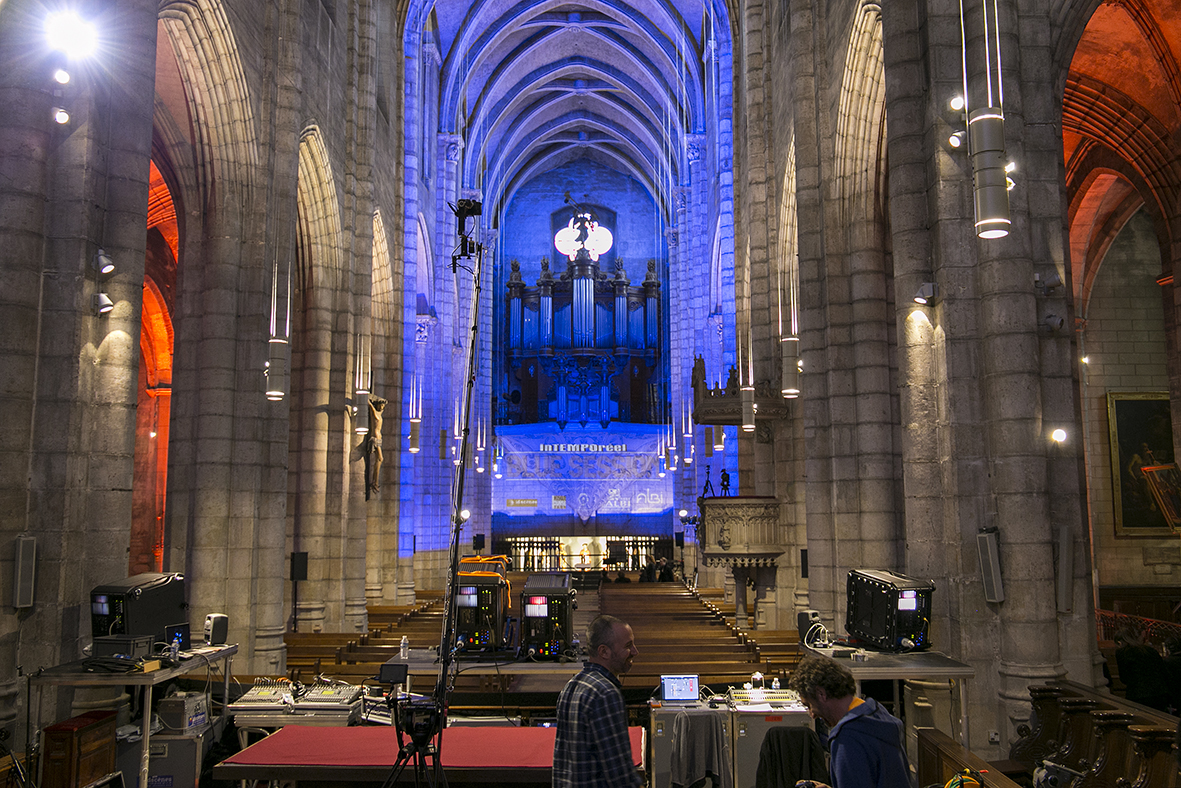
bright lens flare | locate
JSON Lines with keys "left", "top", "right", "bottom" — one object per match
{"left": 45, "top": 12, "right": 97, "bottom": 57}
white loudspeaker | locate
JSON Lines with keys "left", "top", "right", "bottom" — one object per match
{"left": 976, "top": 530, "right": 1005, "bottom": 604}
{"left": 204, "top": 613, "right": 228, "bottom": 645}
{"left": 13, "top": 535, "right": 35, "bottom": 608}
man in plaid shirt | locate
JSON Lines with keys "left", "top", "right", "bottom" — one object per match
{"left": 553, "top": 614, "right": 642, "bottom": 787}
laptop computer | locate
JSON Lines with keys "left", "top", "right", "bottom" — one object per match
{"left": 659, "top": 674, "right": 700, "bottom": 705}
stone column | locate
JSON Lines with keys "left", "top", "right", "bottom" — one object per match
{"left": 0, "top": 0, "right": 160, "bottom": 741}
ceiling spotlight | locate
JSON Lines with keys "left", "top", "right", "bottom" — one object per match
{"left": 52, "top": 107, "right": 70, "bottom": 124}
{"left": 94, "top": 248, "right": 114, "bottom": 275}
{"left": 53, "top": 68, "right": 70, "bottom": 85}
{"left": 950, "top": 96, "right": 965, "bottom": 111}
{"left": 913, "top": 282, "right": 938, "bottom": 305}
{"left": 949, "top": 131, "right": 966, "bottom": 148}
{"left": 93, "top": 292, "right": 113, "bottom": 315}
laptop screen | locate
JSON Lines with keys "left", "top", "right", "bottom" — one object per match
{"left": 660, "top": 674, "right": 699, "bottom": 703}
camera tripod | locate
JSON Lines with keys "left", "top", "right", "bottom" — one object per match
{"left": 380, "top": 696, "right": 446, "bottom": 788}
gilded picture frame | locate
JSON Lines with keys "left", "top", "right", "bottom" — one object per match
{"left": 1107, "top": 391, "right": 1174, "bottom": 536}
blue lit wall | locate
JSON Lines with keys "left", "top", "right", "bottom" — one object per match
{"left": 500, "top": 159, "right": 665, "bottom": 284}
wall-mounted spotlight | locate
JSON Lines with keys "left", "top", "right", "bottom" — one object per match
{"left": 1034, "top": 271, "right": 1062, "bottom": 295}
{"left": 913, "top": 283, "right": 938, "bottom": 305}
{"left": 93, "top": 248, "right": 114, "bottom": 275}
{"left": 458, "top": 509, "right": 471, "bottom": 523}
{"left": 1043, "top": 314, "right": 1065, "bottom": 332}
{"left": 1051, "top": 428, "right": 1067, "bottom": 443}
{"left": 950, "top": 96, "right": 965, "bottom": 112}
{"left": 949, "top": 131, "right": 966, "bottom": 149}
{"left": 52, "top": 107, "right": 70, "bottom": 124}
{"left": 53, "top": 69, "right": 70, "bottom": 85}
{"left": 93, "top": 292, "right": 113, "bottom": 315}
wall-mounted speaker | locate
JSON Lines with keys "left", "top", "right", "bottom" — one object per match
{"left": 1057, "top": 526, "right": 1073, "bottom": 614}
{"left": 674, "top": 532, "right": 685, "bottom": 548}
{"left": 14, "top": 535, "right": 36, "bottom": 608}
{"left": 291, "top": 551, "right": 308, "bottom": 582}
{"left": 976, "top": 530, "right": 1004, "bottom": 603}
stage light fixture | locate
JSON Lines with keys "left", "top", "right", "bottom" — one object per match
{"left": 53, "top": 68, "right": 70, "bottom": 84}
{"left": 913, "top": 283, "right": 938, "bottom": 306}
{"left": 459, "top": 509, "right": 471, "bottom": 522}
{"left": 93, "top": 292, "right": 113, "bottom": 314}
{"left": 52, "top": 107, "right": 70, "bottom": 124}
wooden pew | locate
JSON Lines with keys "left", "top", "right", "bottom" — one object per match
{"left": 1008, "top": 679, "right": 1179, "bottom": 788}
{"left": 918, "top": 728, "right": 1023, "bottom": 788}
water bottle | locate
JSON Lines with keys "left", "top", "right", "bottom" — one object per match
{"left": 771, "top": 676, "right": 780, "bottom": 690}
{"left": 400, "top": 635, "right": 409, "bottom": 659}
{"left": 169, "top": 634, "right": 181, "bottom": 661}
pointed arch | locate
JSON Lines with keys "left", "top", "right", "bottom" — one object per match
{"left": 157, "top": 0, "right": 259, "bottom": 209}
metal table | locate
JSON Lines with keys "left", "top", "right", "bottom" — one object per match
{"left": 803, "top": 646, "right": 974, "bottom": 744}
{"left": 31, "top": 644, "right": 237, "bottom": 788}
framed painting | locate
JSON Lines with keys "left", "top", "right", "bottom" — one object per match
{"left": 1143, "top": 464, "right": 1181, "bottom": 532}
{"left": 1108, "top": 391, "right": 1175, "bottom": 536}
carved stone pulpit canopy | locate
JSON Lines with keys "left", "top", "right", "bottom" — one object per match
{"left": 698, "top": 496, "right": 785, "bottom": 567}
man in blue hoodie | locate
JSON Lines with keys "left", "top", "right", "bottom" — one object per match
{"left": 787, "top": 655, "right": 912, "bottom": 788}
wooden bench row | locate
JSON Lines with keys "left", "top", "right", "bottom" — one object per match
{"left": 1008, "top": 679, "right": 1179, "bottom": 788}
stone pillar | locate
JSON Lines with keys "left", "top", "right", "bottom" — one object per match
{"left": 733, "top": 567, "right": 749, "bottom": 625}
{"left": 0, "top": 0, "right": 158, "bottom": 742}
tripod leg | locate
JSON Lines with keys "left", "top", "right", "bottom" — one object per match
{"left": 379, "top": 745, "right": 415, "bottom": 788}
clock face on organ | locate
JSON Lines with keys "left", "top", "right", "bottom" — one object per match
{"left": 554, "top": 213, "right": 613, "bottom": 261}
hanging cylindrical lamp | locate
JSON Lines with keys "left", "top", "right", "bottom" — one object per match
{"left": 265, "top": 258, "right": 290, "bottom": 401}
{"left": 741, "top": 331, "right": 755, "bottom": 432}
{"left": 266, "top": 337, "right": 288, "bottom": 401}
{"left": 969, "top": 109, "right": 1010, "bottom": 238}
{"left": 781, "top": 336, "right": 800, "bottom": 397}
{"left": 959, "top": 0, "right": 1011, "bottom": 239}
{"left": 408, "top": 420, "right": 421, "bottom": 453}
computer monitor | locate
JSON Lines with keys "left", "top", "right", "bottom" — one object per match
{"left": 660, "top": 674, "right": 700, "bottom": 704}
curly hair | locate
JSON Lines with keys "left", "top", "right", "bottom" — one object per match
{"left": 787, "top": 655, "right": 856, "bottom": 701}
